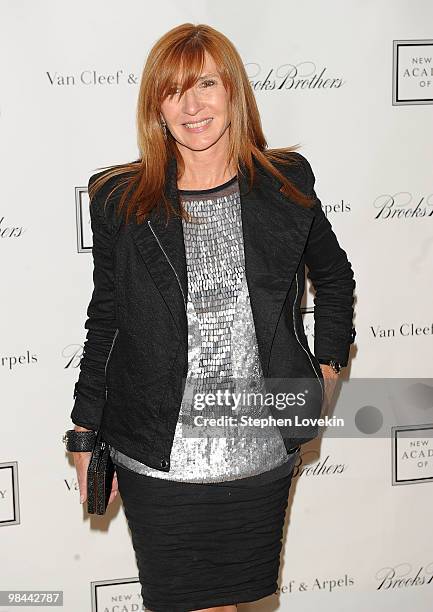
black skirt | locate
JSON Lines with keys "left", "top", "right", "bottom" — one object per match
{"left": 116, "top": 460, "right": 296, "bottom": 612}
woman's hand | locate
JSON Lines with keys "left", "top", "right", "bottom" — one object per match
{"left": 72, "top": 449, "right": 92, "bottom": 505}
{"left": 320, "top": 364, "right": 340, "bottom": 409}
{"left": 72, "top": 425, "right": 118, "bottom": 507}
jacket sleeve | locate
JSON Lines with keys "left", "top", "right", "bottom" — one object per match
{"left": 70, "top": 175, "right": 119, "bottom": 430}
{"left": 301, "top": 155, "right": 356, "bottom": 367}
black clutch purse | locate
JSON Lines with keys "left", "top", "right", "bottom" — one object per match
{"left": 87, "top": 430, "right": 116, "bottom": 515}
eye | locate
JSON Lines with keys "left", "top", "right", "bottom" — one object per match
{"left": 200, "top": 79, "right": 216, "bottom": 88}
{"left": 166, "top": 86, "right": 181, "bottom": 98}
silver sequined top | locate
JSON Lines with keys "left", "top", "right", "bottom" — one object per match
{"left": 109, "top": 176, "right": 296, "bottom": 484}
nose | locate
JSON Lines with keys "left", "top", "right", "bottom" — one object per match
{"left": 181, "top": 87, "right": 204, "bottom": 116}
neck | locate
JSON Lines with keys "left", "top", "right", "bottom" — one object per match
{"left": 175, "top": 139, "right": 237, "bottom": 191}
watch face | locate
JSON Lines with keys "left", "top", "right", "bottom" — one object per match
{"left": 330, "top": 360, "right": 341, "bottom": 373}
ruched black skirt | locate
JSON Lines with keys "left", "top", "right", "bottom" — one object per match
{"left": 116, "top": 461, "right": 296, "bottom": 612}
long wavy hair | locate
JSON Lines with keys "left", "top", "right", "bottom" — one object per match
{"left": 89, "top": 23, "right": 314, "bottom": 225}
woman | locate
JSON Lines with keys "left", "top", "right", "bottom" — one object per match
{"left": 65, "top": 23, "right": 356, "bottom": 612}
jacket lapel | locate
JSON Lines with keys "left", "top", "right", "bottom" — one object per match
{"left": 238, "top": 160, "right": 315, "bottom": 375}
{"left": 130, "top": 154, "right": 315, "bottom": 376}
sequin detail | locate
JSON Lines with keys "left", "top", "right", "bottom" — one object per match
{"left": 110, "top": 179, "right": 290, "bottom": 482}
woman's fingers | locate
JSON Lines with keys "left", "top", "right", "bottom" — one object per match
{"left": 108, "top": 471, "right": 119, "bottom": 506}
{"left": 73, "top": 451, "right": 92, "bottom": 504}
{"left": 73, "top": 454, "right": 118, "bottom": 508}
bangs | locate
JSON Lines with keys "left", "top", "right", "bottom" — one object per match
{"left": 156, "top": 44, "right": 224, "bottom": 101}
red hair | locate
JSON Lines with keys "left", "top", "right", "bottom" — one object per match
{"left": 89, "top": 23, "right": 314, "bottom": 224}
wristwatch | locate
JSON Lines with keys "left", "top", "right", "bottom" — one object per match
{"left": 62, "top": 429, "right": 97, "bottom": 452}
{"left": 317, "top": 359, "right": 342, "bottom": 374}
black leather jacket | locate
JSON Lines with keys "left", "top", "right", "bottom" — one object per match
{"left": 70, "top": 152, "right": 356, "bottom": 472}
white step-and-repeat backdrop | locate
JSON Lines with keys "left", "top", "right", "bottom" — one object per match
{"left": 1, "top": 1, "right": 432, "bottom": 611}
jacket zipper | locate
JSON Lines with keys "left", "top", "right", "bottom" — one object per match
{"left": 148, "top": 220, "right": 187, "bottom": 310}
{"left": 104, "top": 327, "right": 119, "bottom": 398}
{"left": 292, "top": 271, "right": 324, "bottom": 402}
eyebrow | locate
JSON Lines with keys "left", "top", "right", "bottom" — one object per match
{"left": 197, "top": 73, "right": 219, "bottom": 80}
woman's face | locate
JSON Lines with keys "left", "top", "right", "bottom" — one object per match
{"left": 160, "top": 52, "right": 231, "bottom": 153}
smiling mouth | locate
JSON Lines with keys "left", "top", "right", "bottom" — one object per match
{"left": 183, "top": 118, "right": 213, "bottom": 129}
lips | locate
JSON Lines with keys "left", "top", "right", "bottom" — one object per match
{"left": 183, "top": 118, "right": 213, "bottom": 129}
